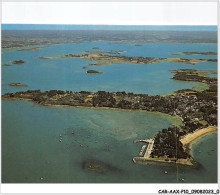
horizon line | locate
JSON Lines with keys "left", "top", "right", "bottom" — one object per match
{"left": 1, "top": 24, "right": 218, "bottom": 31}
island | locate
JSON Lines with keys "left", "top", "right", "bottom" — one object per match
{"left": 38, "top": 51, "right": 217, "bottom": 66}
{"left": 170, "top": 69, "right": 217, "bottom": 85}
{"left": 17, "top": 46, "right": 50, "bottom": 52}
{"left": 2, "top": 69, "right": 217, "bottom": 166}
{"left": 84, "top": 50, "right": 127, "bottom": 55}
{"left": 171, "top": 52, "right": 217, "bottom": 56}
{"left": 2, "top": 64, "right": 11, "bottom": 66}
{"left": 8, "top": 83, "right": 28, "bottom": 87}
{"left": 86, "top": 70, "right": 102, "bottom": 74}
{"left": 11, "top": 60, "right": 26, "bottom": 64}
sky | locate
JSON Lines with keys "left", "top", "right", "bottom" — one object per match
{"left": 1, "top": 24, "right": 218, "bottom": 31}
{"left": 2, "top": 2, "right": 217, "bottom": 26}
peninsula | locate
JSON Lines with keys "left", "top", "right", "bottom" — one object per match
{"left": 2, "top": 69, "right": 217, "bottom": 166}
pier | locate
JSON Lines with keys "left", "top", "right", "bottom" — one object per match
{"left": 139, "top": 145, "right": 147, "bottom": 156}
{"left": 134, "top": 138, "right": 154, "bottom": 159}
{"left": 133, "top": 139, "right": 153, "bottom": 144}
{"left": 144, "top": 139, "right": 154, "bottom": 158}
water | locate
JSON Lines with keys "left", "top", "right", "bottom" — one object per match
{"left": 1, "top": 42, "right": 217, "bottom": 95}
{"left": 1, "top": 40, "right": 217, "bottom": 183}
{"left": 209, "top": 74, "right": 217, "bottom": 78}
{"left": 2, "top": 100, "right": 181, "bottom": 183}
{"left": 178, "top": 133, "right": 217, "bottom": 183}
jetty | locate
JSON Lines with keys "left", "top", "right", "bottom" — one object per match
{"left": 133, "top": 139, "right": 153, "bottom": 144}
{"left": 134, "top": 139, "right": 154, "bottom": 158}
{"left": 144, "top": 139, "right": 154, "bottom": 158}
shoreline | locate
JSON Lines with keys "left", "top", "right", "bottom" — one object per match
{"left": 133, "top": 157, "right": 194, "bottom": 166}
{"left": 1, "top": 98, "right": 182, "bottom": 126}
{"left": 180, "top": 126, "right": 217, "bottom": 155}
{"left": 2, "top": 87, "right": 217, "bottom": 167}
{"left": 8, "top": 98, "right": 213, "bottom": 167}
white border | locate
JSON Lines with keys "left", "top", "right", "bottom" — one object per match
{"left": 2, "top": 2, "right": 218, "bottom": 25}
{"left": 1, "top": 184, "right": 219, "bottom": 194}
{"left": 0, "top": 1, "right": 219, "bottom": 194}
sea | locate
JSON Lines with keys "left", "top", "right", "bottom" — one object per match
{"left": 1, "top": 30, "right": 218, "bottom": 183}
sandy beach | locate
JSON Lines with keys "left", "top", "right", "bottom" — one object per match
{"left": 181, "top": 126, "right": 217, "bottom": 145}
{"left": 180, "top": 126, "right": 217, "bottom": 153}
